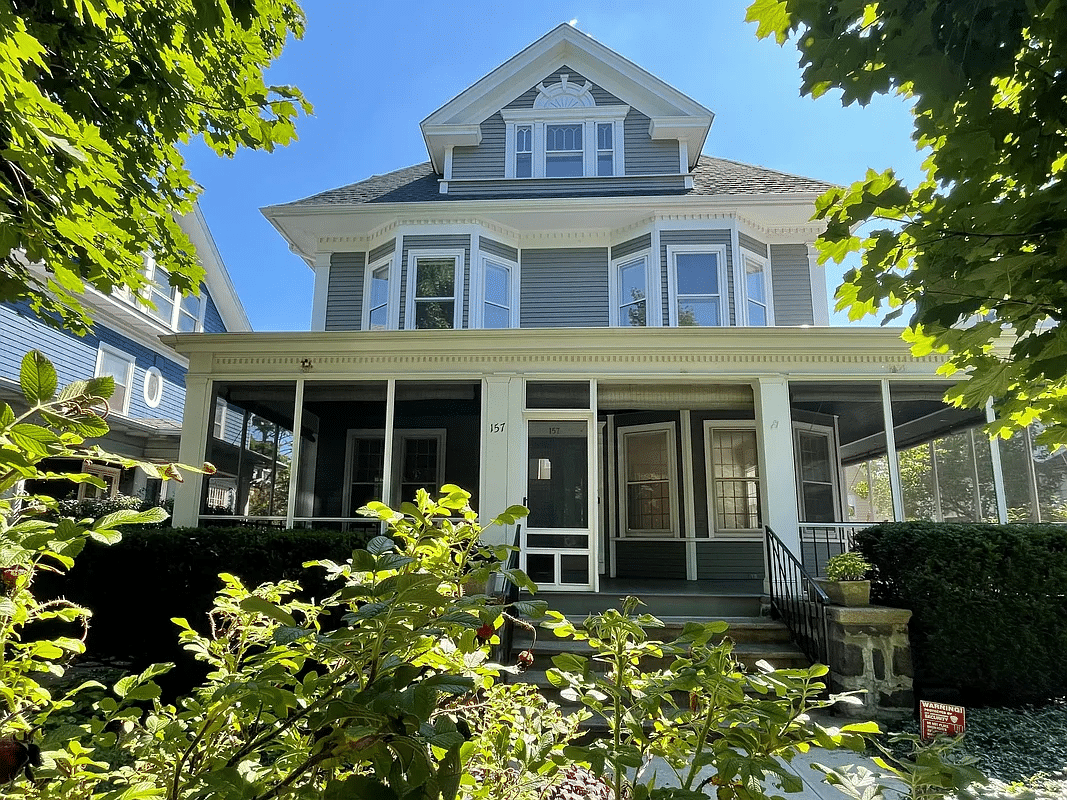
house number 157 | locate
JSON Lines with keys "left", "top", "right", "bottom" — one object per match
{"left": 489, "top": 422, "right": 506, "bottom": 433}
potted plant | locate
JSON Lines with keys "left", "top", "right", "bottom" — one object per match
{"left": 817, "top": 551, "right": 873, "bottom": 606}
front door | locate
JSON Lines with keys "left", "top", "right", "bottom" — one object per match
{"left": 522, "top": 418, "right": 597, "bottom": 591}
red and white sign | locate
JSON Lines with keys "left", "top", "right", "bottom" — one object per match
{"left": 919, "top": 700, "right": 966, "bottom": 738}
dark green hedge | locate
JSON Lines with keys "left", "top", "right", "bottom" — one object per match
{"left": 36, "top": 526, "right": 379, "bottom": 669}
{"left": 855, "top": 522, "right": 1067, "bottom": 704}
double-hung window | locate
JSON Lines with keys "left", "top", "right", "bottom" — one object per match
{"left": 545, "top": 124, "right": 583, "bottom": 177}
{"left": 704, "top": 424, "right": 762, "bottom": 535}
{"left": 139, "top": 256, "right": 206, "bottom": 332}
{"left": 95, "top": 345, "right": 134, "bottom": 415}
{"left": 597, "top": 122, "right": 614, "bottom": 176}
{"left": 364, "top": 257, "right": 391, "bottom": 330}
{"left": 620, "top": 423, "right": 678, "bottom": 537}
{"left": 743, "top": 253, "right": 770, "bottom": 326}
{"left": 668, "top": 245, "right": 727, "bottom": 327}
{"left": 405, "top": 249, "right": 464, "bottom": 330}
{"left": 611, "top": 254, "right": 649, "bottom": 327}
{"left": 479, "top": 256, "right": 518, "bottom": 328}
{"left": 515, "top": 126, "right": 533, "bottom": 178}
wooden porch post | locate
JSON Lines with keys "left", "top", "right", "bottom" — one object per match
{"left": 754, "top": 376, "right": 801, "bottom": 560}
{"left": 173, "top": 357, "right": 212, "bottom": 527}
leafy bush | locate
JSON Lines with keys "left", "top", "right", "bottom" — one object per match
{"left": 855, "top": 522, "right": 1067, "bottom": 703}
{"left": 825, "top": 551, "right": 872, "bottom": 581}
{"left": 34, "top": 525, "right": 384, "bottom": 669}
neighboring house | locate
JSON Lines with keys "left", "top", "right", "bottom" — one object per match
{"left": 167, "top": 25, "right": 1067, "bottom": 595}
{"left": 0, "top": 203, "right": 250, "bottom": 503}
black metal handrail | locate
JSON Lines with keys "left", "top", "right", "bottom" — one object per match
{"left": 799, "top": 522, "right": 869, "bottom": 577}
{"left": 765, "top": 525, "right": 830, "bottom": 665}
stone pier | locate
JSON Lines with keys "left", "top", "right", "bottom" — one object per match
{"left": 825, "top": 605, "right": 913, "bottom": 719}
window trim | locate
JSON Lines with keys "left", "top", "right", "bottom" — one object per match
{"left": 618, "top": 421, "right": 679, "bottom": 539}
{"left": 403, "top": 248, "right": 465, "bottom": 331}
{"left": 143, "top": 366, "right": 163, "bottom": 409}
{"left": 666, "top": 244, "right": 730, "bottom": 328}
{"left": 78, "top": 462, "right": 122, "bottom": 501}
{"left": 502, "top": 106, "right": 628, "bottom": 179}
{"left": 608, "top": 250, "right": 654, "bottom": 328}
{"left": 703, "top": 421, "right": 763, "bottom": 539}
{"left": 362, "top": 253, "right": 394, "bottom": 331}
{"left": 741, "top": 250, "right": 773, "bottom": 326}
{"left": 94, "top": 344, "right": 135, "bottom": 416}
{"left": 474, "top": 253, "right": 520, "bottom": 329}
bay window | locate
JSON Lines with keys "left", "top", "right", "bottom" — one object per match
{"left": 405, "top": 249, "right": 464, "bottom": 330}
{"left": 668, "top": 245, "right": 727, "bottom": 327}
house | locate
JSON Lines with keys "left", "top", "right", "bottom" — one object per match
{"left": 0, "top": 203, "right": 250, "bottom": 504}
{"left": 166, "top": 25, "right": 1067, "bottom": 596}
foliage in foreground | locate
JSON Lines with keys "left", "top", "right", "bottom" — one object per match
{"left": 747, "top": 0, "right": 1067, "bottom": 446}
{"left": 0, "top": 0, "right": 309, "bottom": 332}
{"left": 857, "top": 522, "right": 1067, "bottom": 702}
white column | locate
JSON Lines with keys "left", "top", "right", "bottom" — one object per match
{"left": 881, "top": 379, "right": 905, "bottom": 521}
{"left": 173, "top": 362, "right": 212, "bottom": 527}
{"left": 480, "top": 376, "right": 512, "bottom": 545}
{"left": 310, "top": 253, "right": 331, "bottom": 332}
{"left": 755, "top": 376, "right": 801, "bottom": 557}
{"left": 806, "top": 243, "right": 830, "bottom": 326}
{"left": 986, "top": 401, "right": 1009, "bottom": 524}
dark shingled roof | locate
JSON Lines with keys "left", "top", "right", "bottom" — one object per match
{"left": 274, "top": 155, "right": 835, "bottom": 209}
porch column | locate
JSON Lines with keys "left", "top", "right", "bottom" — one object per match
{"left": 310, "top": 253, "right": 331, "bottom": 332}
{"left": 754, "top": 376, "right": 801, "bottom": 557}
{"left": 481, "top": 375, "right": 514, "bottom": 545}
{"left": 172, "top": 359, "right": 212, "bottom": 527}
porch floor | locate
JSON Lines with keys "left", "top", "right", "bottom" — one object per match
{"left": 598, "top": 577, "right": 764, "bottom": 596}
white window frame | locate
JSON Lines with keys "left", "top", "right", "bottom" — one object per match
{"left": 703, "top": 421, "right": 763, "bottom": 539}
{"left": 793, "top": 423, "right": 843, "bottom": 523}
{"left": 94, "top": 344, "right": 135, "bottom": 416}
{"left": 78, "top": 462, "right": 122, "bottom": 500}
{"left": 474, "top": 254, "right": 520, "bottom": 329}
{"left": 213, "top": 397, "right": 228, "bottom": 440}
{"left": 618, "top": 421, "right": 679, "bottom": 538}
{"left": 362, "top": 254, "right": 394, "bottom": 330}
{"left": 502, "top": 106, "right": 628, "bottom": 179}
{"left": 404, "top": 248, "right": 465, "bottom": 331}
{"left": 608, "top": 251, "right": 654, "bottom": 327}
{"left": 741, "top": 251, "right": 773, "bottom": 326}
{"left": 342, "top": 428, "right": 447, "bottom": 515}
{"left": 139, "top": 254, "right": 208, "bottom": 332}
{"left": 666, "top": 244, "right": 730, "bottom": 328}
{"left": 143, "top": 366, "right": 163, "bottom": 409}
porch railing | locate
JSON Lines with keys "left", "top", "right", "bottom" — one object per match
{"left": 799, "top": 522, "right": 874, "bottom": 577}
{"left": 765, "top": 525, "right": 830, "bottom": 665}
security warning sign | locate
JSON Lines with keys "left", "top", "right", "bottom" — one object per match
{"left": 919, "top": 700, "right": 966, "bottom": 738}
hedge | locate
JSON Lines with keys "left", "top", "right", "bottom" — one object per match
{"left": 855, "top": 522, "right": 1067, "bottom": 704}
{"left": 35, "top": 526, "right": 380, "bottom": 672}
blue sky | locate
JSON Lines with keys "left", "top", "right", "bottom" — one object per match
{"left": 182, "top": 0, "right": 925, "bottom": 331}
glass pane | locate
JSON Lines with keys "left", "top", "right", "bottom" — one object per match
{"left": 802, "top": 483, "right": 836, "bottom": 523}
{"left": 99, "top": 351, "right": 131, "bottom": 388}
{"left": 597, "top": 152, "right": 613, "bottom": 176}
{"left": 627, "top": 481, "right": 670, "bottom": 530}
{"left": 516, "top": 126, "right": 532, "bottom": 152}
{"left": 415, "top": 300, "right": 454, "bottom": 329}
{"left": 712, "top": 430, "right": 758, "bottom": 478}
{"left": 546, "top": 124, "right": 582, "bottom": 151}
{"left": 516, "top": 153, "right": 532, "bottom": 178}
{"left": 484, "top": 304, "right": 511, "bottom": 329}
{"left": 526, "top": 553, "right": 555, "bottom": 584}
{"left": 626, "top": 431, "right": 670, "bottom": 482}
{"left": 560, "top": 554, "right": 588, "bottom": 584}
{"left": 415, "top": 259, "right": 454, "bottom": 297}
{"left": 745, "top": 258, "right": 766, "bottom": 303}
{"left": 349, "top": 437, "right": 386, "bottom": 512}
{"left": 619, "top": 260, "right": 645, "bottom": 302}
{"left": 748, "top": 301, "right": 767, "bottom": 326}
{"left": 620, "top": 300, "right": 646, "bottom": 327}
{"left": 527, "top": 420, "right": 588, "bottom": 529}
{"left": 369, "top": 305, "right": 388, "bottom": 330}
{"left": 527, "top": 533, "right": 589, "bottom": 548}
{"left": 545, "top": 153, "right": 583, "bottom": 177}
{"left": 597, "top": 123, "right": 612, "bottom": 150}
{"left": 678, "top": 298, "right": 721, "bottom": 327}
{"left": 370, "top": 267, "right": 389, "bottom": 307}
{"left": 676, "top": 253, "right": 718, "bottom": 295}
{"left": 798, "top": 432, "right": 833, "bottom": 482}
{"left": 715, "top": 480, "right": 760, "bottom": 529}
{"left": 485, "top": 262, "right": 509, "bottom": 306}
{"left": 526, "top": 381, "right": 589, "bottom": 409}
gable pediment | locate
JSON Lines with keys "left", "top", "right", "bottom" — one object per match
{"left": 421, "top": 24, "right": 713, "bottom": 173}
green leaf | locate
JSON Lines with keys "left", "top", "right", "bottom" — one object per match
{"left": 239, "top": 596, "right": 297, "bottom": 627}
{"left": 420, "top": 674, "right": 474, "bottom": 695}
{"left": 94, "top": 506, "right": 169, "bottom": 531}
{"left": 20, "top": 350, "right": 57, "bottom": 404}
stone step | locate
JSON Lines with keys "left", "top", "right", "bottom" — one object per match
{"left": 537, "top": 591, "right": 765, "bottom": 619}
{"left": 513, "top": 616, "right": 795, "bottom": 649}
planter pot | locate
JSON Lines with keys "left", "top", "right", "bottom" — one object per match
{"left": 817, "top": 579, "right": 871, "bottom": 607}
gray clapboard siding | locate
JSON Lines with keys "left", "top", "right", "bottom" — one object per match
{"left": 202, "top": 292, "right": 226, "bottom": 333}
{"left": 696, "top": 541, "right": 765, "bottom": 581}
{"left": 739, "top": 233, "right": 768, "bottom": 257}
{"left": 611, "top": 233, "right": 651, "bottom": 261}
{"left": 615, "top": 540, "right": 687, "bottom": 579}
{"left": 520, "top": 248, "right": 609, "bottom": 327}
{"left": 769, "top": 244, "right": 815, "bottom": 326}
{"left": 660, "top": 230, "right": 734, "bottom": 326}
{"left": 505, "top": 65, "right": 624, "bottom": 108}
{"left": 400, "top": 235, "right": 472, "bottom": 329}
{"left": 480, "top": 237, "right": 518, "bottom": 262}
{"left": 451, "top": 112, "right": 505, "bottom": 179}
{"left": 325, "top": 252, "right": 367, "bottom": 332}
{"left": 369, "top": 239, "right": 396, "bottom": 264}
{"left": 0, "top": 303, "right": 186, "bottom": 424}
{"left": 448, "top": 175, "right": 685, "bottom": 197}
{"left": 625, "top": 109, "right": 680, "bottom": 175}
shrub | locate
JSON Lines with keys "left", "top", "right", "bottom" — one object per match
{"left": 855, "top": 522, "right": 1067, "bottom": 703}
{"left": 825, "top": 551, "right": 872, "bottom": 581}
{"left": 34, "top": 525, "right": 383, "bottom": 669}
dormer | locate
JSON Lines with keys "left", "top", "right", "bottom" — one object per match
{"left": 421, "top": 24, "right": 713, "bottom": 191}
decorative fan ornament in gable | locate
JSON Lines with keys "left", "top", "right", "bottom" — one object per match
{"left": 534, "top": 74, "right": 595, "bottom": 108}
